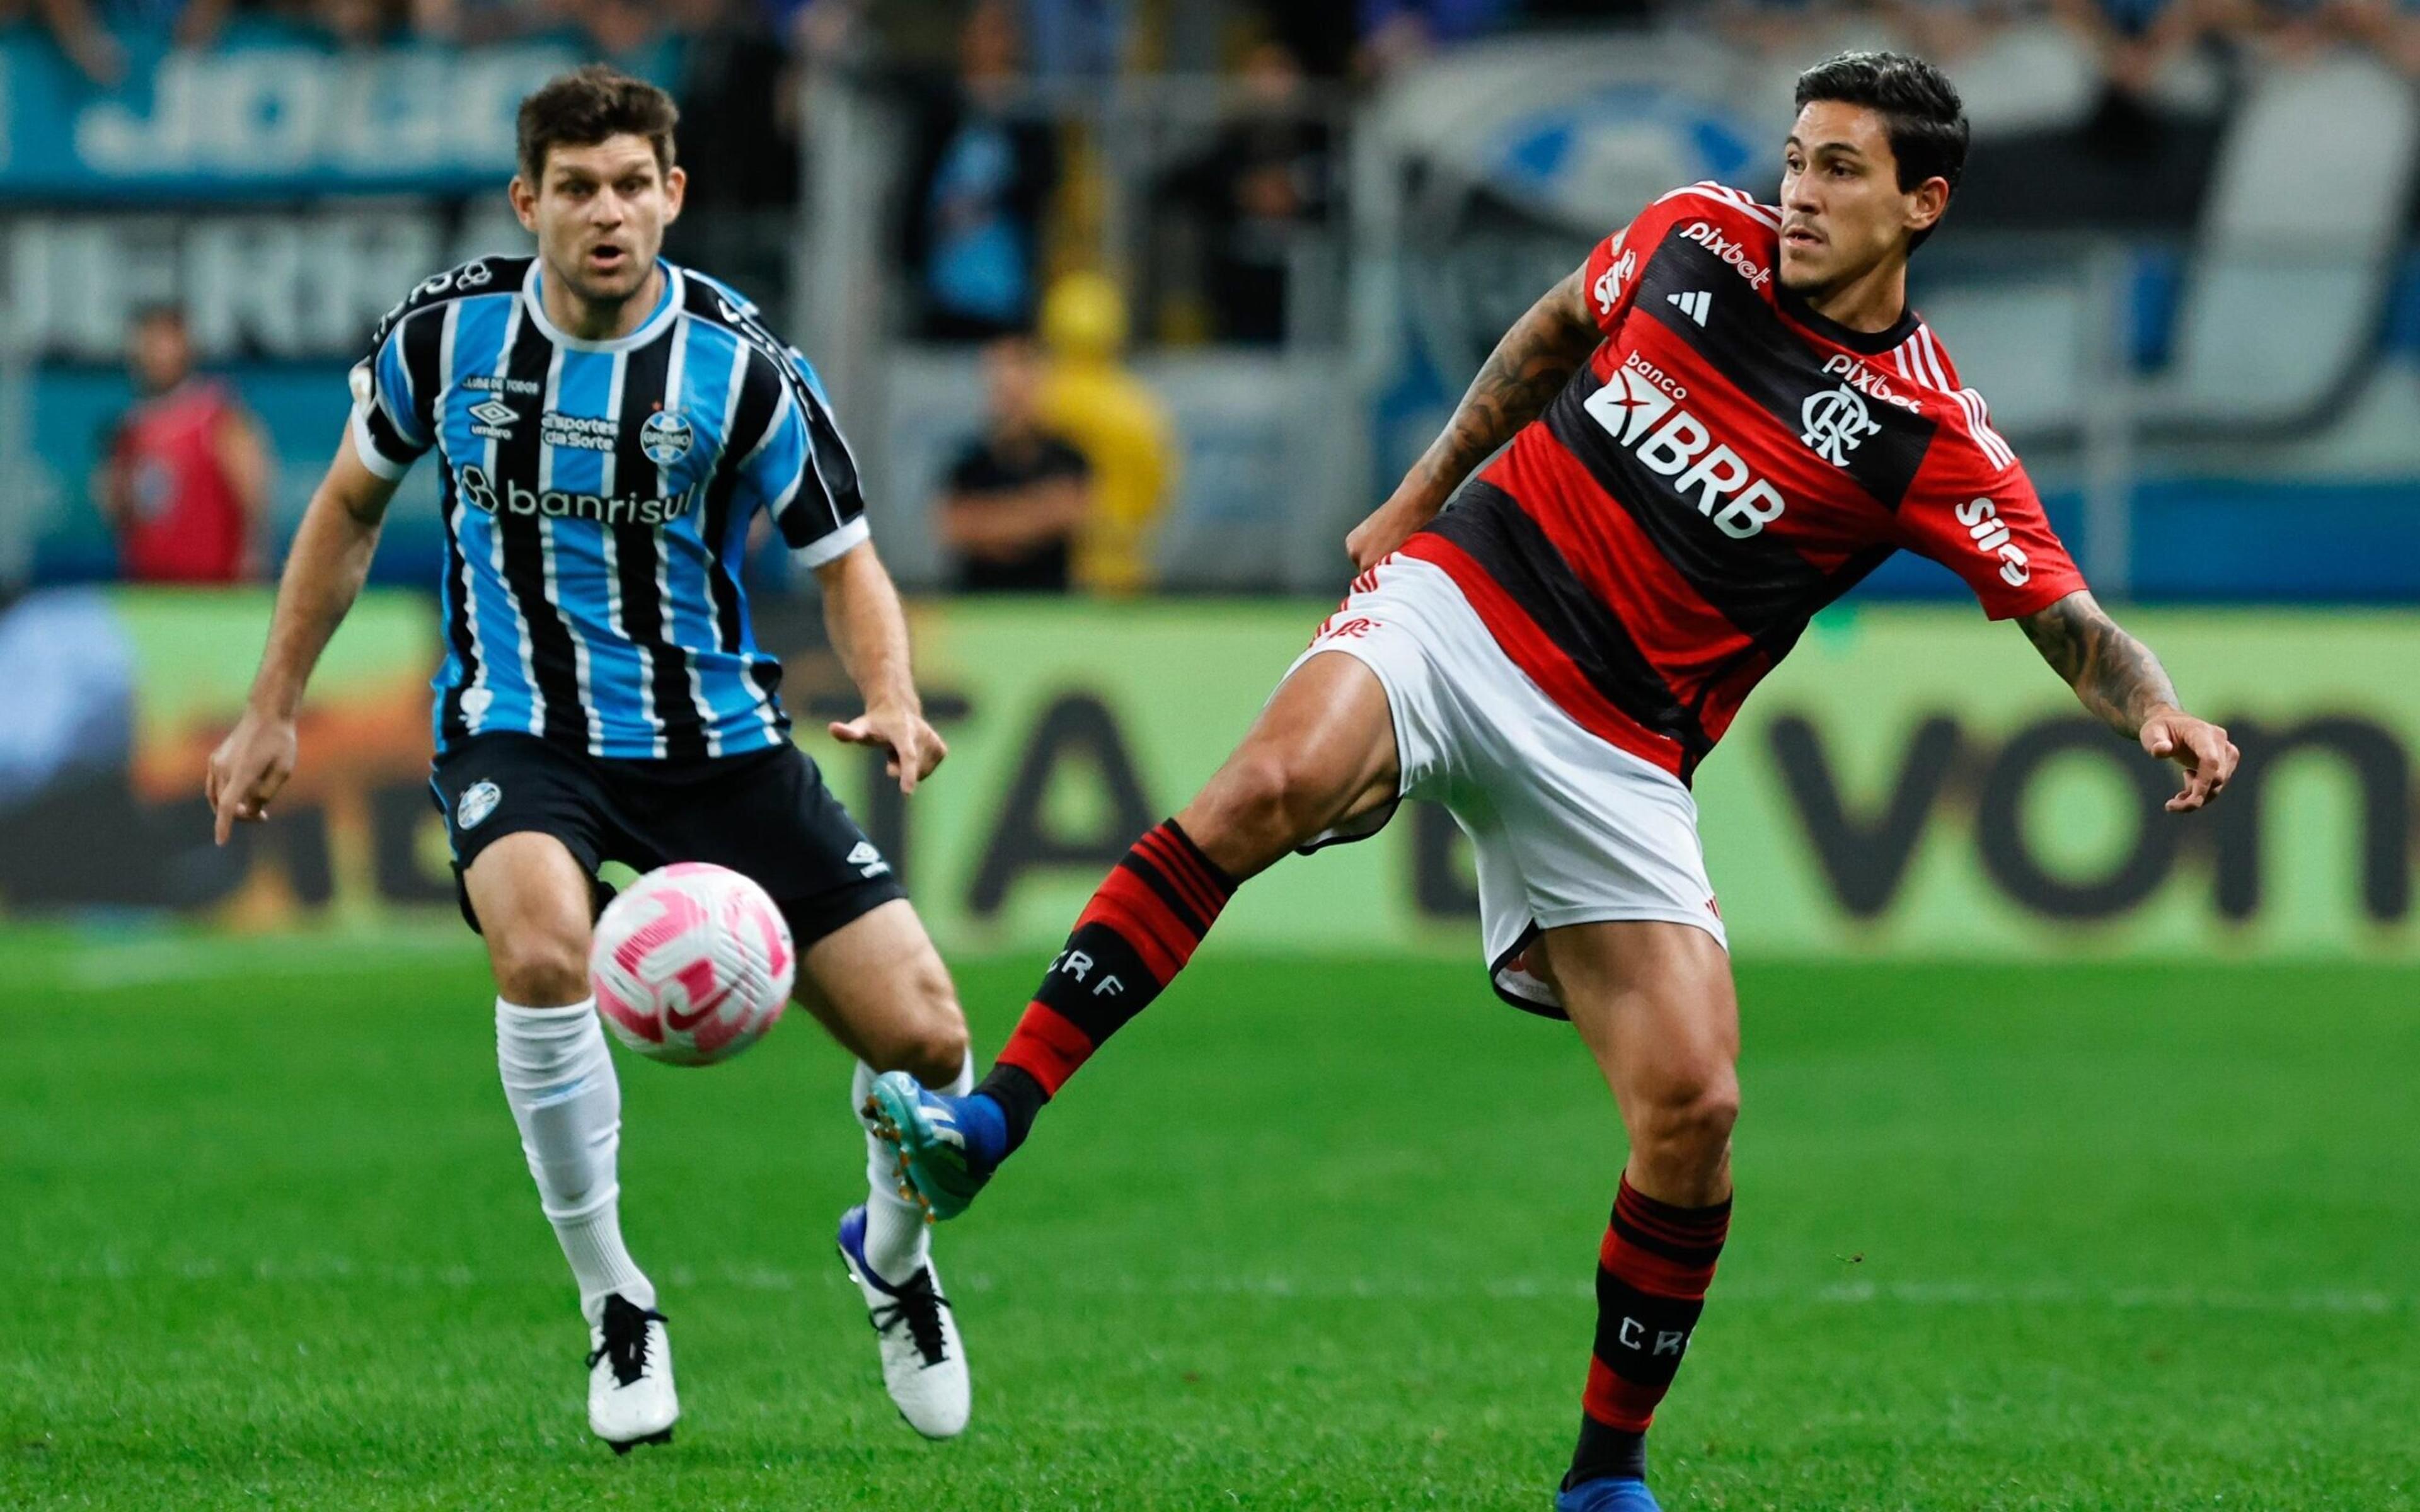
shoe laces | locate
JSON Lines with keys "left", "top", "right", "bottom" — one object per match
{"left": 587, "top": 1295, "right": 667, "bottom": 1387}
{"left": 869, "top": 1269, "right": 952, "bottom": 1367}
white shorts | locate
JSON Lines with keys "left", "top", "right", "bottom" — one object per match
{"left": 1289, "top": 555, "right": 1726, "bottom": 1016}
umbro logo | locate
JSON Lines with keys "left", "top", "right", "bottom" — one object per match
{"left": 846, "top": 840, "right": 891, "bottom": 878}
{"left": 1666, "top": 289, "right": 1712, "bottom": 326}
{"left": 468, "top": 399, "right": 518, "bottom": 438}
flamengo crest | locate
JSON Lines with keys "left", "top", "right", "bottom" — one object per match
{"left": 1799, "top": 384, "right": 1882, "bottom": 466}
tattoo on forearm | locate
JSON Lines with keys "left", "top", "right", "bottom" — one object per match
{"left": 1417, "top": 272, "right": 1596, "bottom": 494}
{"left": 2019, "top": 592, "right": 2179, "bottom": 735}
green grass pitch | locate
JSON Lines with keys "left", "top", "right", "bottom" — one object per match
{"left": 2, "top": 931, "right": 2414, "bottom": 1509}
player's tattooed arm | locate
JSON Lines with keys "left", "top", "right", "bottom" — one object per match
{"left": 1347, "top": 265, "right": 1600, "bottom": 570}
{"left": 2017, "top": 589, "right": 2240, "bottom": 812}
{"left": 1415, "top": 267, "right": 1600, "bottom": 495}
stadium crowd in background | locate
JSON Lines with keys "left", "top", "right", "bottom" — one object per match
{"left": 8, "top": 0, "right": 2416, "bottom": 595}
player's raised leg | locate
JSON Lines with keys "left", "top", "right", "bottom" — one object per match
{"left": 868, "top": 647, "right": 1402, "bottom": 1217}
{"left": 1533, "top": 921, "right": 1738, "bottom": 1512}
{"left": 466, "top": 832, "right": 676, "bottom": 1454}
{"left": 788, "top": 898, "right": 976, "bottom": 1439}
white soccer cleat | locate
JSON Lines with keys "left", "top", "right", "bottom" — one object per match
{"left": 836, "top": 1204, "right": 970, "bottom": 1439}
{"left": 587, "top": 1293, "right": 678, "bottom": 1453}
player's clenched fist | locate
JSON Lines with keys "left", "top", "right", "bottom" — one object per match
{"left": 1345, "top": 490, "right": 1434, "bottom": 574}
{"left": 205, "top": 709, "right": 297, "bottom": 846}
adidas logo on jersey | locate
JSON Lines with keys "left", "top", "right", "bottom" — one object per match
{"left": 1583, "top": 353, "right": 1788, "bottom": 540}
{"left": 1666, "top": 290, "right": 1712, "bottom": 326}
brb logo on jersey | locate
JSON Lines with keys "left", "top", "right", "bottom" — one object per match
{"left": 1799, "top": 385, "right": 1882, "bottom": 466}
{"left": 1584, "top": 352, "right": 1788, "bottom": 539}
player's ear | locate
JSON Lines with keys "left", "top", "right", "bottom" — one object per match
{"left": 1906, "top": 176, "right": 1950, "bottom": 240}
{"left": 662, "top": 165, "right": 686, "bottom": 224}
{"left": 508, "top": 175, "right": 540, "bottom": 234}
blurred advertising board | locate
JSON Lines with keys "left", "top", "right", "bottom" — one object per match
{"left": 0, "top": 23, "right": 577, "bottom": 200}
{"left": 838, "top": 601, "right": 2419, "bottom": 963}
{"left": 0, "top": 588, "right": 2412, "bottom": 963}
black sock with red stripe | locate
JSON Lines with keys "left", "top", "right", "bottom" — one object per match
{"left": 1565, "top": 1177, "right": 1731, "bottom": 1490}
{"left": 976, "top": 819, "right": 1235, "bottom": 1159}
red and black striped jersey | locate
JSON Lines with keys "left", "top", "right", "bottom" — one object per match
{"left": 1403, "top": 181, "right": 2084, "bottom": 784}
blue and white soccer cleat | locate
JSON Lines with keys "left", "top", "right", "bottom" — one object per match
{"left": 836, "top": 1205, "right": 970, "bottom": 1438}
{"left": 1555, "top": 1477, "right": 1661, "bottom": 1512}
{"left": 863, "top": 1071, "right": 1004, "bottom": 1222}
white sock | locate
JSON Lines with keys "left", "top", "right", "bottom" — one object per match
{"left": 852, "top": 1051, "right": 974, "bottom": 1285}
{"left": 496, "top": 999, "right": 655, "bottom": 1324}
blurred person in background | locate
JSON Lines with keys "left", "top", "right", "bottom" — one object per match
{"left": 1357, "top": 0, "right": 1522, "bottom": 74}
{"left": 1035, "top": 271, "right": 1175, "bottom": 594}
{"left": 93, "top": 305, "right": 272, "bottom": 586}
{"left": 2051, "top": 0, "right": 2212, "bottom": 153}
{"left": 2205, "top": 0, "right": 2408, "bottom": 58}
{"left": 901, "top": 0, "right": 1059, "bottom": 341}
{"left": 938, "top": 336, "right": 1093, "bottom": 593}
{"left": 1161, "top": 38, "right": 1332, "bottom": 345}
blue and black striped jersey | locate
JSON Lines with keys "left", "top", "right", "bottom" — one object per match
{"left": 349, "top": 255, "right": 864, "bottom": 760}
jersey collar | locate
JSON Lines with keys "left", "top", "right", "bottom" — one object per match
{"left": 1775, "top": 278, "right": 1921, "bottom": 356}
{"left": 521, "top": 259, "right": 684, "bottom": 353}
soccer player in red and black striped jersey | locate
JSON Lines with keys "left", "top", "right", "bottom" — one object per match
{"left": 871, "top": 50, "right": 2242, "bottom": 1509}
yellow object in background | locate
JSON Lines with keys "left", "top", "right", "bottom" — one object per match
{"left": 1037, "top": 272, "right": 1177, "bottom": 595}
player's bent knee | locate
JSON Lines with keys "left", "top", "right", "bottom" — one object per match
{"left": 489, "top": 931, "right": 592, "bottom": 1008}
{"left": 1201, "top": 748, "right": 1327, "bottom": 850}
{"left": 1634, "top": 1078, "right": 1740, "bottom": 1163}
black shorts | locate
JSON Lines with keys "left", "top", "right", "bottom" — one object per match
{"left": 427, "top": 731, "right": 906, "bottom": 948}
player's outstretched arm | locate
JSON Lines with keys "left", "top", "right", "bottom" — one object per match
{"left": 816, "top": 540, "right": 947, "bottom": 794}
{"left": 1346, "top": 264, "right": 1602, "bottom": 570}
{"left": 2017, "top": 588, "right": 2240, "bottom": 813}
{"left": 205, "top": 432, "right": 399, "bottom": 844}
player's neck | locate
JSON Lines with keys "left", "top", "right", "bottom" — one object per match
{"left": 541, "top": 261, "right": 666, "bottom": 343}
{"left": 1799, "top": 256, "right": 1910, "bottom": 336}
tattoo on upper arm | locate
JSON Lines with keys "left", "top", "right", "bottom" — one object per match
{"left": 2018, "top": 591, "right": 2179, "bottom": 734}
{"left": 1419, "top": 268, "right": 1599, "bottom": 489}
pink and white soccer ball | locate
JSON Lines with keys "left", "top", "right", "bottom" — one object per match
{"left": 591, "top": 862, "right": 795, "bottom": 1066}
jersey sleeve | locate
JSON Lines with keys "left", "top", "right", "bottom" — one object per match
{"left": 1896, "top": 451, "right": 2085, "bottom": 619}
{"left": 347, "top": 299, "right": 444, "bottom": 481}
{"left": 1579, "top": 182, "right": 1763, "bottom": 338}
{"left": 737, "top": 349, "right": 868, "bottom": 566}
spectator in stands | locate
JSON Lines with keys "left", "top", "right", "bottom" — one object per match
{"left": 1162, "top": 40, "right": 1332, "bottom": 345}
{"left": 1357, "top": 0, "right": 1521, "bottom": 74}
{"left": 1036, "top": 272, "right": 1176, "bottom": 595}
{"left": 93, "top": 306, "right": 272, "bottom": 586}
{"left": 2052, "top": 0, "right": 2210, "bottom": 149}
{"left": 2208, "top": 0, "right": 2408, "bottom": 60}
{"left": 901, "top": 0, "right": 1060, "bottom": 341}
{"left": 938, "top": 338, "right": 1094, "bottom": 594}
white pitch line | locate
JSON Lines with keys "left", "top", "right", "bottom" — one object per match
{"left": 18, "top": 1256, "right": 2408, "bottom": 1318}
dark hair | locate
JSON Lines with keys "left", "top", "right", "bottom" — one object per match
{"left": 1794, "top": 50, "right": 1968, "bottom": 248}
{"left": 516, "top": 64, "right": 679, "bottom": 184}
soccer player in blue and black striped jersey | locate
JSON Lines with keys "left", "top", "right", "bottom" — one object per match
{"left": 207, "top": 66, "right": 975, "bottom": 1452}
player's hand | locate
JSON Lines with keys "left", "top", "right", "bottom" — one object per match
{"left": 205, "top": 708, "right": 299, "bottom": 845}
{"left": 1344, "top": 481, "right": 1440, "bottom": 574}
{"left": 829, "top": 702, "right": 947, "bottom": 794}
{"left": 2140, "top": 707, "right": 2238, "bottom": 813}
